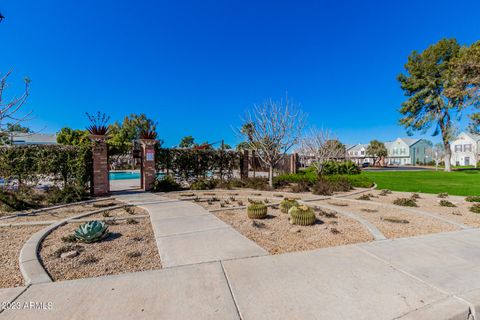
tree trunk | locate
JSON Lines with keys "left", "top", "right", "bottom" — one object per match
{"left": 444, "top": 141, "right": 452, "bottom": 172}
{"left": 268, "top": 165, "right": 273, "bottom": 188}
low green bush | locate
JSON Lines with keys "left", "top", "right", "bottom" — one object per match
{"left": 470, "top": 204, "right": 480, "bottom": 214}
{"left": 152, "top": 175, "right": 181, "bottom": 192}
{"left": 439, "top": 200, "right": 456, "bottom": 207}
{"left": 190, "top": 179, "right": 217, "bottom": 190}
{"left": 393, "top": 198, "right": 418, "bottom": 207}
{"left": 46, "top": 186, "right": 87, "bottom": 204}
{"left": 466, "top": 196, "right": 480, "bottom": 202}
{"left": 322, "top": 160, "right": 361, "bottom": 175}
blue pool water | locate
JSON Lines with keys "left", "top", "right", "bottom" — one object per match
{"left": 109, "top": 171, "right": 165, "bottom": 180}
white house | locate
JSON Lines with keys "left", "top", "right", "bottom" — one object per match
{"left": 8, "top": 132, "right": 57, "bottom": 145}
{"left": 385, "top": 138, "right": 430, "bottom": 165}
{"left": 450, "top": 132, "right": 480, "bottom": 166}
{"left": 347, "top": 144, "right": 374, "bottom": 165}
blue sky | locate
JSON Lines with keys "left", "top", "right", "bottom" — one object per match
{"left": 1, "top": 0, "right": 479, "bottom": 147}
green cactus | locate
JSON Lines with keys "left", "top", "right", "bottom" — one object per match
{"left": 74, "top": 220, "right": 109, "bottom": 243}
{"left": 279, "top": 198, "right": 299, "bottom": 213}
{"left": 289, "top": 205, "right": 316, "bottom": 226}
{"left": 247, "top": 203, "right": 268, "bottom": 219}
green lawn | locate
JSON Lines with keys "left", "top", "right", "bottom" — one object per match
{"left": 363, "top": 170, "right": 480, "bottom": 196}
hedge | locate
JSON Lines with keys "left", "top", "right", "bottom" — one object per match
{"left": 0, "top": 145, "right": 92, "bottom": 189}
{"left": 155, "top": 148, "right": 241, "bottom": 181}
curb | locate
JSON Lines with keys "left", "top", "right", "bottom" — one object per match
{"left": 18, "top": 204, "right": 128, "bottom": 285}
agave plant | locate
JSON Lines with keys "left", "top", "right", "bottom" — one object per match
{"left": 74, "top": 220, "right": 109, "bottom": 243}
{"left": 289, "top": 205, "right": 316, "bottom": 226}
{"left": 279, "top": 198, "right": 299, "bottom": 213}
{"left": 86, "top": 112, "right": 110, "bottom": 136}
{"left": 139, "top": 119, "right": 158, "bottom": 139}
{"left": 247, "top": 202, "right": 268, "bottom": 219}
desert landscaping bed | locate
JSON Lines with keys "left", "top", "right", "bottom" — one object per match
{"left": 39, "top": 218, "right": 161, "bottom": 282}
{"left": 212, "top": 206, "right": 373, "bottom": 254}
{"left": 0, "top": 225, "right": 45, "bottom": 288}
{"left": 346, "top": 190, "right": 480, "bottom": 228}
{"left": 324, "top": 199, "right": 458, "bottom": 239}
{"left": 0, "top": 199, "right": 122, "bottom": 224}
{"left": 84, "top": 205, "right": 148, "bottom": 220}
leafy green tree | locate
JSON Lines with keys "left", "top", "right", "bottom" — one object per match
{"left": 6, "top": 123, "right": 31, "bottom": 133}
{"left": 179, "top": 136, "right": 195, "bottom": 148}
{"left": 366, "top": 140, "right": 387, "bottom": 167}
{"left": 449, "top": 41, "right": 480, "bottom": 134}
{"left": 108, "top": 113, "right": 160, "bottom": 155}
{"left": 398, "top": 38, "right": 464, "bottom": 172}
{"left": 56, "top": 127, "right": 90, "bottom": 146}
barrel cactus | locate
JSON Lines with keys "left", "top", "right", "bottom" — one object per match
{"left": 289, "top": 205, "right": 316, "bottom": 226}
{"left": 247, "top": 202, "right": 268, "bottom": 219}
{"left": 279, "top": 198, "right": 299, "bottom": 213}
{"left": 75, "top": 220, "right": 109, "bottom": 243}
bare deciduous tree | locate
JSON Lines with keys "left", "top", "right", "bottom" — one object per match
{"left": 240, "top": 96, "right": 307, "bottom": 187}
{"left": 299, "top": 128, "right": 345, "bottom": 175}
{"left": 0, "top": 70, "right": 31, "bottom": 139}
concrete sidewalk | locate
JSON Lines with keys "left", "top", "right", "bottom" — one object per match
{"left": 3, "top": 193, "right": 480, "bottom": 319}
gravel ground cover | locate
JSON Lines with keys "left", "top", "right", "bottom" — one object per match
{"left": 84, "top": 205, "right": 148, "bottom": 220}
{"left": 347, "top": 190, "right": 480, "bottom": 228}
{"left": 1, "top": 199, "right": 122, "bottom": 224}
{"left": 39, "top": 218, "right": 161, "bottom": 282}
{"left": 0, "top": 225, "right": 45, "bottom": 288}
{"left": 212, "top": 206, "right": 373, "bottom": 254}
{"left": 326, "top": 199, "right": 458, "bottom": 239}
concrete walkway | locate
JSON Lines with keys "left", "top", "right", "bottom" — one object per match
{"left": 3, "top": 193, "right": 480, "bottom": 319}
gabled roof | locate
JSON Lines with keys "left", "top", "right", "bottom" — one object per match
{"left": 349, "top": 143, "right": 368, "bottom": 152}
{"left": 464, "top": 131, "right": 480, "bottom": 142}
{"left": 399, "top": 138, "right": 421, "bottom": 146}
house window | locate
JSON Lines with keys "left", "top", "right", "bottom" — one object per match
{"left": 464, "top": 144, "right": 472, "bottom": 152}
{"left": 400, "top": 148, "right": 406, "bottom": 155}
{"left": 361, "top": 151, "right": 364, "bottom": 155}
{"left": 455, "top": 145, "right": 462, "bottom": 152}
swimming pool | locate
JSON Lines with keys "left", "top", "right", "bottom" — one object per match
{"left": 109, "top": 171, "right": 165, "bottom": 180}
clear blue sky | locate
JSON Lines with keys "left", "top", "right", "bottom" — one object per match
{"left": 1, "top": 0, "right": 479, "bottom": 147}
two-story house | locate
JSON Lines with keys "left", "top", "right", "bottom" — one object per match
{"left": 385, "top": 138, "right": 429, "bottom": 165}
{"left": 450, "top": 132, "right": 480, "bottom": 166}
{"left": 347, "top": 144, "right": 374, "bottom": 165}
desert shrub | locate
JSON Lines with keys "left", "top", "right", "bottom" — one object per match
{"left": 311, "top": 178, "right": 333, "bottom": 195}
{"left": 291, "top": 180, "right": 311, "bottom": 193}
{"left": 466, "top": 196, "right": 480, "bottom": 202}
{"left": 46, "top": 185, "right": 86, "bottom": 204}
{"left": 439, "top": 200, "right": 456, "bottom": 207}
{"left": 438, "top": 192, "right": 449, "bottom": 198}
{"left": 242, "top": 177, "right": 270, "bottom": 190}
{"left": 382, "top": 217, "right": 409, "bottom": 224}
{"left": 190, "top": 179, "right": 217, "bottom": 190}
{"left": 379, "top": 189, "right": 392, "bottom": 196}
{"left": 470, "top": 204, "right": 480, "bottom": 214}
{"left": 326, "top": 176, "right": 353, "bottom": 192}
{"left": 393, "top": 198, "right": 418, "bottom": 207}
{"left": 410, "top": 193, "right": 421, "bottom": 200}
{"left": 357, "top": 194, "right": 371, "bottom": 201}
{"left": 0, "top": 188, "right": 38, "bottom": 212}
{"left": 361, "top": 208, "right": 378, "bottom": 213}
{"left": 126, "top": 218, "right": 138, "bottom": 224}
{"left": 152, "top": 175, "right": 181, "bottom": 192}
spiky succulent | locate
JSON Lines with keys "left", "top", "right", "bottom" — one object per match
{"left": 247, "top": 202, "right": 268, "bottom": 219}
{"left": 74, "top": 220, "right": 109, "bottom": 243}
{"left": 279, "top": 198, "right": 299, "bottom": 213}
{"left": 289, "top": 205, "right": 316, "bottom": 226}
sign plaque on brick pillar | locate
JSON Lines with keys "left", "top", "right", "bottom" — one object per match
{"left": 140, "top": 139, "right": 157, "bottom": 191}
{"left": 89, "top": 135, "right": 109, "bottom": 196}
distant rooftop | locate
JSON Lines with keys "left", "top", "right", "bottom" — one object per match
{"left": 9, "top": 132, "right": 57, "bottom": 145}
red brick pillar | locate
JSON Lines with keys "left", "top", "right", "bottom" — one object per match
{"left": 240, "top": 149, "right": 249, "bottom": 180}
{"left": 140, "top": 139, "right": 157, "bottom": 191}
{"left": 90, "top": 135, "right": 109, "bottom": 196}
